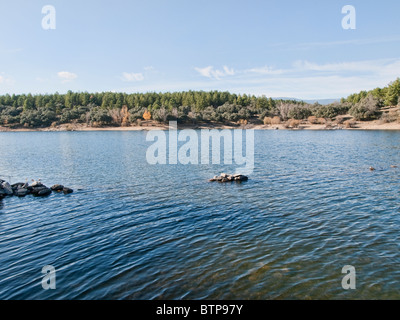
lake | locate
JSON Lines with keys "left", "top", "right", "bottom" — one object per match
{"left": 0, "top": 130, "right": 399, "bottom": 299}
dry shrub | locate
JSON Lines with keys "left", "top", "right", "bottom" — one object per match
{"left": 271, "top": 116, "right": 281, "bottom": 125}
{"left": 282, "top": 121, "right": 290, "bottom": 129}
{"left": 344, "top": 120, "right": 356, "bottom": 128}
{"left": 238, "top": 119, "right": 248, "bottom": 125}
{"left": 380, "top": 110, "right": 400, "bottom": 124}
{"left": 109, "top": 108, "right": 121, "bottom": 125}
{"left": 121, "top": 105, "right": 130, "bottom": 126}
{"left": 109, "top": 105, "right": 131, "bottom": 126}
{"left": 288, "top": 119, "right": 301, "bottom": 128}
{"left": 335, "top": 115, "right": 346, "bottom": 124}
{"left": 263, "top": 117, "right": 272, "bottom": 125}
{"left": 308, "top": 116, "right": 317, "bottom": 124}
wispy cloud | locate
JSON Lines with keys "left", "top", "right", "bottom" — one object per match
{"left": 122, "top": 72, "right": 145, "bottom": 82}
{"left": 0, "top": 48, "right": 23, "bottom": 54}
{"left": 0, "top": 73, "right": 15, "bottom": 85}
{"left": 57, "top": 71, "right": 78, "bottom": 83}
{"left": 116, "top": 58, "right": 400, "bottom": 99}
{"left": 195, "top": 66, "right": 235, "bottom": 80}
{"left": 190, "top": 58, "right": 400, "bottom": 99}
{"left": 36, "top": 77, "right": 49, "bottom": 83}
{"left": 246, "top": 66, "right": 285, "bottom": 75}
{"left": 292, "top": 58, "right": 400, "bottom": 78}
{"left": 268, "top": 35, "right": 400, "bottom": 51}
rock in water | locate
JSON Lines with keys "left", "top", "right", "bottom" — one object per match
{"left": 16, "top": 188, "right": 29, "bottom": 197}
{"left": 63, "top": 187, "right": 73, "bottom": 194}
{"left": 51, "top": 184, "right": 64, "bottom": 192}
{"left": 1, "top": 182, "right": 13, "bottom": 195}
{"left": 209, "top": 173, "right": 249, "bottom": 183}
{"left": 234, "top": 175, "right": 249, "bottom": 182}
{"left": 31, "top": 180, "right": 43, "bottom": 187}
{"left": 0, "top": 178, "right": 74, "bottom": 200}
{"left": 12, "top": 183, "right": 25, "bottom": 189}
{"left": 37, "top": 188, "right": 52, "bottom": 197}
{"left": 31, "top": 186, "right": 48, "bottom": 196}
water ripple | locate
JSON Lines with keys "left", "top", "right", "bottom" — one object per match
{"left": 0, "top": 130, "right": 400, "bottom": 299}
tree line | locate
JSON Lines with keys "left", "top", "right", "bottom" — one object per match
{"left": 0, "top": 79, "right": 399, "bottom": 128}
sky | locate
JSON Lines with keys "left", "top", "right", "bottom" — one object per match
{"left": 0, "top": 0, "right": 400, "bottom": 99}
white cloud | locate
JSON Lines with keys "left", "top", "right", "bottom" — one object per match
{"left": 57, "top": 71, "right": 77, "bottom": 82}
{"left": 122, "top": 72, "right": 145, "bottom": 82}
{"left": 195, "top": 66, "right": 235, "bottom": 80}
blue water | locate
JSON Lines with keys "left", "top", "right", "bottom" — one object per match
{"left": 0, "top": 130, "right": 399, "bottom": 299}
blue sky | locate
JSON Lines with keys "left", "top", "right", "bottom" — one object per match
{"left": 0, "top": 0, "right": 400, "bottom": 99}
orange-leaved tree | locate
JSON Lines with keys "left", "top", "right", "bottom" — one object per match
{"left": 143, "top": 110, "right": 151, "bottom": 120}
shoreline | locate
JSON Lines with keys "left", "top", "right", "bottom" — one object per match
{"left": 1, "top": 121, "right": 400, "bottom": 132}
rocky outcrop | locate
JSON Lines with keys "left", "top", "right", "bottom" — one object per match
{"left": 0, "top": 178, "right": 74, "bottom": 200}
{"left": 1, "top": 182, "right": 14, "bottom": 195}
{"left": 209, "top": 173, "right": 249, "bottom": 183}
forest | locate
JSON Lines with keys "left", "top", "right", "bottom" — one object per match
{"left": 0, "top": 78, "right": 399, "bottom": 128}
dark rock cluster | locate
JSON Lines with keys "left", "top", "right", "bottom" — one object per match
{"left": 209, "top": 173, "right": 249, "bottom": 183}
{"left": 0, "top": 179, "right": 73, "bottom": 200}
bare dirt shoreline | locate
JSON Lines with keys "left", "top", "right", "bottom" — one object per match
{"left": 1, "top": 120, "right": 400, "bottom": 132}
